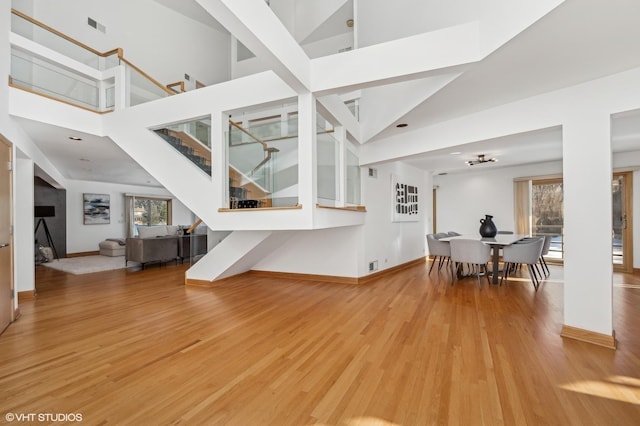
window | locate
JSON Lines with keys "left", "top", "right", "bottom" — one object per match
{"left": 125, "top": 195, "right": 172, "bottom": 237}
{"left": 531, "top": 178, "right": 564, "bottom": 261}
{"left": 134, "top": 198, "right": 170, "bottom": 227}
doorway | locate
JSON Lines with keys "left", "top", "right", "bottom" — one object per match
{"left": 613, "top": 171, "right": 632, "bottom": 272}
{"left": 0, "top": 136, "right": 14, "bottom": 334}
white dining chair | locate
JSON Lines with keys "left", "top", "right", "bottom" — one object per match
{"left": 426, "top": 234, "right": 451, "bottom": 273}
{"left": 450, "top": 239, "right": 491, "bottom": 289}
{"left": 500, "top": 237, "right": 545, "bottom": 290}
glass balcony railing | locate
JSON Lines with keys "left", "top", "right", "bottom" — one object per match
{"left": 227, "top": 118, "right": 298, "bottom": 209}
{"left": 10, "top": 9, "right": 174, "bottom": 112}
{"left": 346, "top": 149, "right": 361, "bottom": 205}
{"left": 123, "top": 59, "right": 172, "bottom": 107}
{"left": 317, "top": 129, "right": 339, "bottom": 202}
{"left": 10, "top": 49, "right": 110, "bottom": 111}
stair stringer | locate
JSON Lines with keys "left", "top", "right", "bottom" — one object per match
{"left": 186, "top": 230, "right": 295, "bottom": 282}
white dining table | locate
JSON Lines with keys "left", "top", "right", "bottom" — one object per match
{"left": 439, "top": 234, "right": 527, "bottom": 284}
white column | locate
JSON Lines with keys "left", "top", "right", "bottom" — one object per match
{"left": 562, "top": 111, "right": 613, "bottom": 337}
{"left": 14, "top": 155, "right": 35, "bottom": 304}
{"left": 297, "top": 92, "right": 316, "bottom": 211}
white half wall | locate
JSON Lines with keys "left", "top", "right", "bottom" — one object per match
{"left": 252, "top": 226, "right": 361, "bottom": 278}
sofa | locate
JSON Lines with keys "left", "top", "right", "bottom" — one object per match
{"left": 126, "top": 225, "right": 207, "bottom": 269}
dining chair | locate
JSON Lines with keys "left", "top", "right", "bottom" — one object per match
{"left": 539, "top": 235, "right": 552, "bottom": 277}
{"left": 497, "top": 230, "right": 514, "bottom": 234}
{"left": 426, "top": 234, "right": 451, "bottom": 274}
{"left": 447, "top": 231, "right": 461, "bottom": 236}
{"left": 449, "top": 239, "right": 491, "bottom": 289}
{"left": 500, "top": 237, "right": 545, "bottom": 290}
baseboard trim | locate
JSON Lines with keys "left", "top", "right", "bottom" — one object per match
{"left": 561, "top": 325, "right": 616, "bottom": 350}
{"left": 248, "top": 270, "right": 359, "bottom": 285}
{"left": 184, "top": 257, "right": 427, "bottom": 287}
{"left": 358, "top": 257, "right": 427, "bottom": 285}
{"left": 18, "top": 290, "right": 36, "bottom": 302}
{"left": 67, "top": 250, "right": 99, "bottom": 258}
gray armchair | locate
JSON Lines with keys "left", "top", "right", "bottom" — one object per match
{"left": 450, "top": 238, "right": 491, "bottom": 288}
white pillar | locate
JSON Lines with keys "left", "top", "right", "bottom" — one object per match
{"left": 562, "top": 110, "right": 614, "bottom": 343}
{"left": 297, "top": 92, "right": 316, "bottom": 211}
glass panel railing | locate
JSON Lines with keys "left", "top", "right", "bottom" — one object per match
{"left": 317, "top": 130, "right": 339, "bottom": 201}
{"left": 126, "top": 61, "right": 171, "bottom": 107}
{"left": 153, "top": 117, "right": 212, "bottom": 176}
{"left": 10, "top": 50, "right": 106, "bottom": 111}
{"left": 11, "top": 9, "right": 105, "bottom": 70}
{"left": 228, "top": 118, "right": 299, "bottom": 208}
{"left": 346, "top": 149, "right": 361, "bottom": 205}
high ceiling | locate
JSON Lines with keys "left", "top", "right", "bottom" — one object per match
{"left": 15, "top": 0, "right": 640, "bottom": 186}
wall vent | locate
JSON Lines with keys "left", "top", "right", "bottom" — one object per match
{"left": 87, "top": 17, "right": 106, "bottom": 33}
{"left": 368, "top": 260, "right": 378, "bottom": 272}
{"left": 338, "top": 46, "right": 353, "bottom": 53}
{"left": 368, "top": 167, "right": 378, "bottom": 178}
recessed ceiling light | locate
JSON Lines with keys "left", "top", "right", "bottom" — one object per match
{"left": 396, "top": 123, "right": 408, "bottom": 128}
{"left": 68, "top": 136, "right": 82, "bottom": 141}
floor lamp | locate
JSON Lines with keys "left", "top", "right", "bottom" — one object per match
{"left": 34, "top": 205, "right": 59, "bottom": 260}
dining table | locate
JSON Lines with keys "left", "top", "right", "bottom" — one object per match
{"left": 439, "top": 234, "right": 527, "bottom": 284}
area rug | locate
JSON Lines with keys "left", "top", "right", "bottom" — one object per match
{"left": 41, "top": 255, "right": 139, "bottom": 275}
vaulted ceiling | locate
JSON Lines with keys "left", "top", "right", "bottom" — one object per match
{"left": 16, "top": 0, "right": 640, "bottom": 186}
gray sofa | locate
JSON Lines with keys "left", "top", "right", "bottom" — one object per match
{"left": 126, "top": 225, "right": 207, "bottom": 269}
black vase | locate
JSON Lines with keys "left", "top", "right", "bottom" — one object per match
{"left": 479, "top": 215, "right": 497, "bottom": 237}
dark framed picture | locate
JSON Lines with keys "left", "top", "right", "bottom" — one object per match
{"left": 391, "top": 174, "right": 419, "bottom": 222}
{"left": 83, "top": 193, "right": 110, "bottom": 225}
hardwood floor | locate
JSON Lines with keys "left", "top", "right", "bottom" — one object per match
{"left": 0, "top": 262, "right": 639, "bottom": 425}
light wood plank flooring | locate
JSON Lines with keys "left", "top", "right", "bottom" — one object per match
{"left": 0, "top": 262, "right": 639, "bottom": 425}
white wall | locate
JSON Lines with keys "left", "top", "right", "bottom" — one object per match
{"left": 13, "top": 0, "right": 231, "bottom": 86}
{"left": 433, "top": 161, "right": 562, "bottom": 235}
{"left": 360, "top": 161, "right": 428, "bottom": 276}
{"left": 65, "top": 179, "right": 193, "bottom": 253}
{"left": 14, "top": 154, "right": 34, "bottom": 300}
{"left": 356, "top": 0, "right": 478, "bottom": 48}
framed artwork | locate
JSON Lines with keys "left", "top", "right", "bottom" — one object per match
{"left": 391, "top": 174, "right": 419, "bottom": 222}
{"left": 83, "top": 193, "right": 110, "bottom": 225}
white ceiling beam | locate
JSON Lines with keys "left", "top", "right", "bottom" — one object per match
{"left": 316, "top": 94, "right": 361, "bottom": 143}
{"left": 310, "top": 21, "right": 481, "bottom": 95}
{"left": 195, "top": 0, "right": 311, "bottom": 93}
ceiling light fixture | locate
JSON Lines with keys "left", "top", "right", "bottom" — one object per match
{"left": 465, "top": 154, "right": 497, "bottom": 166}
{"left": 68, "top": 136, "right": 82, "bottom": 141}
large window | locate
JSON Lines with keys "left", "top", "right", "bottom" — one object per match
{"left": 125, "top": 195, "right": 172, "bottom": 237}
{"left": 531, "top": 178, "right": 564, "bottom": 261}
{"left": 134, "top": 198, "right": 170, "bottom": 227}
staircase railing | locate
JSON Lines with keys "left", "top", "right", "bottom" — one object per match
{"left": 154, "top": 118, "right": 212, "bottom": 176}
